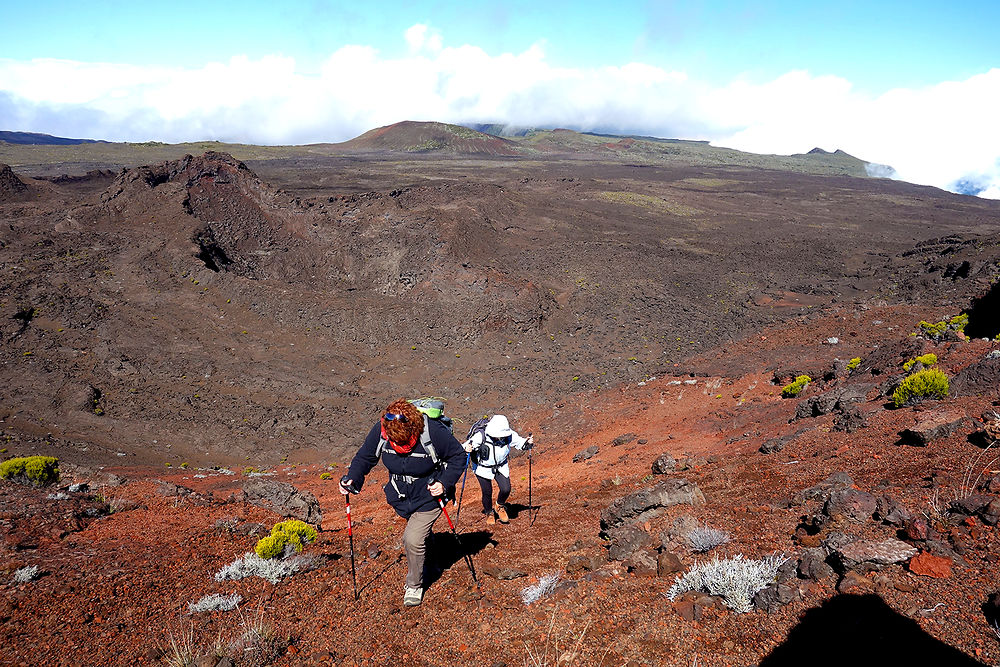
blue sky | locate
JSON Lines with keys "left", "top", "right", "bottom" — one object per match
{"left": 4, "top": 1, "right": 998, "bottom": 91}
{"left": 2, "top": 1, "right": 1000, "bottom": 195}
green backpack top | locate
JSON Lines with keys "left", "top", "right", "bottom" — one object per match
{"left": 408, "top": 397, "right": 453, "bottom": 433}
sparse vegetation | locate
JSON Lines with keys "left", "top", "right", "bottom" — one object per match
{"left": 521, "top": 573, "right": 561, "bottom": 605}
{"left": 667, "top": 554, "right": 788, "bottom": 613}
{"left": 12, "top": 565, "right": 40, "bottom": 584}
{"left": 254, "top": 519, "right": 317, "bottom": 560}
{"left": 164, "top": 617, "right": 197, "bottom": 667}
{"left": 918, "top": 313, "right": 968, "bottom": 340}
{"left": 686, "top": 524, "right": 731, "bottom": 553}
{"left": 903, "top": 353, "right": 938, "bottom": 372}
{"left": 781, "top": 375, "right": 811, "bottom": 398}
{"left": 215, "top": 552, "right": 303, "bottom": 584}
{"left": 188, "top": 593, "right": 242, "bottom": 614}
{"left": 0, "top": 455, "right": 59, "bottom": 486}
{"left": 892, "top": 368, "right": 950, "bottom": 407}
{"left": 595, "top": 191, "right": 701, "bottom": 216}
{"left": 94, "top": 486, "right": 127, "bottom": 514}
{"left": 522, "top": 606, "right": 592, "bottom": 667}
{"left": 319, "top": 472, "right": 332, "bottom": 480}
{"left": 846, "top": 357, "right": 861, "bottom": 372}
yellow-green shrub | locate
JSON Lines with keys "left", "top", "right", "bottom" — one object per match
{"left": 781, "top": 375, "right": 811, "bottom": 398}
{"left": 949, "top": 313, "right": 969, "bottom": 332}
{"left": 319, "top": 472, "right": 332, "bottom": 480}
{"left": 254, "top": 534, "right": 286, "bottom": 559}
{"left": 918, "top": 313, "right": 968, "bottom": 340}
{"left": 846, "top": 357, "right": 861, "bottom": 372}
{"left": 253, "top": 519, "right": 317, "bottom": 560}
{"left": 892, "top": 369, "right": 949, "bottom": 407}
{"left": 0, "top": 456, "right": 59, "bottom": 487}
{"left": 902, "top": 353, "right": 938, "bottom": 372}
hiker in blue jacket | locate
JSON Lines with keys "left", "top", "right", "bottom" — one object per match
{"left": 463, "top": 414, "right": 533, "bottom": 525}
{"left": 340, "top": 398, "right": 466, "bottom": 606}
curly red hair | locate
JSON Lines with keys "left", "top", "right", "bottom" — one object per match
{"left": 381, "top": 398, "right": 423, "bottom": 445}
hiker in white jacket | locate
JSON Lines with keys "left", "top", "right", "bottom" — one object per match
{"left": 462, "top": 415, "right": 533, "bottom": 524}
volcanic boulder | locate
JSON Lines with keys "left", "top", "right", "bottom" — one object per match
{"left": 0, "top": 164, "right": 29, "bottom": 201}
{"left": 897, "top": 411, "right": 970, "bottom": 446}
{"left": 242, "top": 478, "right": 322, "bottom": 526}
{"left": 834, "top": 539, "right": 917, "bottom": 572}
{"left": 600, "top": 478, "right": 705, "bottom": 535}
{"left": 951, "top": 356, "right": 1000, "bottom": 397}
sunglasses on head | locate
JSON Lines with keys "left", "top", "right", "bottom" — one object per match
{"left": 384, "top": 412, "right": 408, "bottom": 422}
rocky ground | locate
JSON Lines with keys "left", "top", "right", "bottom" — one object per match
{"left": 2, "top": 131, "right": 1000, "bottom": 666}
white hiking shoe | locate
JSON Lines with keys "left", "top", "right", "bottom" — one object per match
{"left": 403, "top": 587, "right": 423, "bottom": 607}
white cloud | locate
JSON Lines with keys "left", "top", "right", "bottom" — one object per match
{"left": 405, "top": 24, "right": 443, "bottom": 53}
{"left": 1, "top": 29, "right": 999, "bottom": 198}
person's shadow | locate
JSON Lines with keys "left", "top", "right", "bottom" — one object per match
{"left": 759, "top": 594, "right": 986, "bottom": 666}
{"left": 424, "top": 529, "right": 496, "bottom": 589}
{"left": 506, "top": 502, "right": 533, "bottom": 520}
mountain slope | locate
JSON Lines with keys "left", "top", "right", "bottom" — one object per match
{"left": 0, "top": 130, "right": 103, "bottom": 145}
{"left": 336, "top": 120, "right": 524, "bottom": 155}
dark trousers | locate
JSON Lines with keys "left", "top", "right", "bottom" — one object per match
{"left": 478, "top": 472, "right": 511, "bottom": 514}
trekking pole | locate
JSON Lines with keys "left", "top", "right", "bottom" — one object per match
{"left": 433, "top": 489, "right": 481, "bottom": 590}
{"left": 527, "top": 432, "right": 535, "bottom": 526}
{"left": 343, "top": 488, "right": 359, "bottom": 601}
{"left": 456, "top": 453, "right": 470, "bottom": 521}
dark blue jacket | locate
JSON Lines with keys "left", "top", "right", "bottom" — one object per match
{"left": 345, "top": 417, "right": 466, "bottom": 518}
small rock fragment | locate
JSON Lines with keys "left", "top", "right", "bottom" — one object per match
{"left": 908, "top": 552, "right": 953, "bottom": 578}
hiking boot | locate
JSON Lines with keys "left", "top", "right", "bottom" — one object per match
{"left": 486, "top": 511, "right": 496, "bottom": 525}
{"left": 496, "top": 505, "right": 509, "bottom": 523}
{"left": 403, "top": 587, "right": 423, "bottom": 607}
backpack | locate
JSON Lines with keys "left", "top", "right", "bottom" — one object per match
{"left": 466, "top": 417, "right": 491, "bottom": 462}
{"left": 409, "top": 397, "right": 453, "bottom": 434}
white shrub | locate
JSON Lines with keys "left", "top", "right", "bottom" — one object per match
{"left": 215, "top": 553, "right": 301, "bottom": 584}
{"left": 667, "top": 554, "right": 788, "bottom": 613}
{"left": 686, "top": 525, "right": 731, "bottom": 553}
{"left": 520, "top": 572, "right": 560, "bottom": 605}
{"left": 12, "top": 565, "right": 40, "bottom": 584}
{"left": 188, "top": 593, "right": 242, "bottom": 614}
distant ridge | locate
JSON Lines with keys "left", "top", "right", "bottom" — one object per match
{"left": 467, "top": 123, "right": 710, "bottom": 146}
{"left": 463, "top": 123, "right": 535, "bottom": 138}
{"left": 0, "top": 131, "right": 104, "bottom": 146}
{"left": 337, "top": 120, "right": 523, "bottom": 156}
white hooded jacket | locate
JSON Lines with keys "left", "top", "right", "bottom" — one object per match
{"left": 462, "top": 415, "right": 529, "bottom": 480}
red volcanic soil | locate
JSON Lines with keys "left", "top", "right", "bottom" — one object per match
{"left": 2, "top": 146, "right": 1000, "bottom": 666}
{"left": 3, "top": 301, "right": 1000, "bottom": 667}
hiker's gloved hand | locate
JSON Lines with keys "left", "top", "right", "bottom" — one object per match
{"left": 462, "top": 440, "right": 475, "bottom": 453}
{"left": 340, "top": 476, "right": 359, "bottom": 495}
{"left": 427, "top": 481, "right": 445, "bottom": 497}
{"left": 523, "top": 435, "right": 534, "bottom": 450}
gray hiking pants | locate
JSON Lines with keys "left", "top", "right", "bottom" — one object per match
{"left": 403, "top": 507, "right": 441, "bottom": 588}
